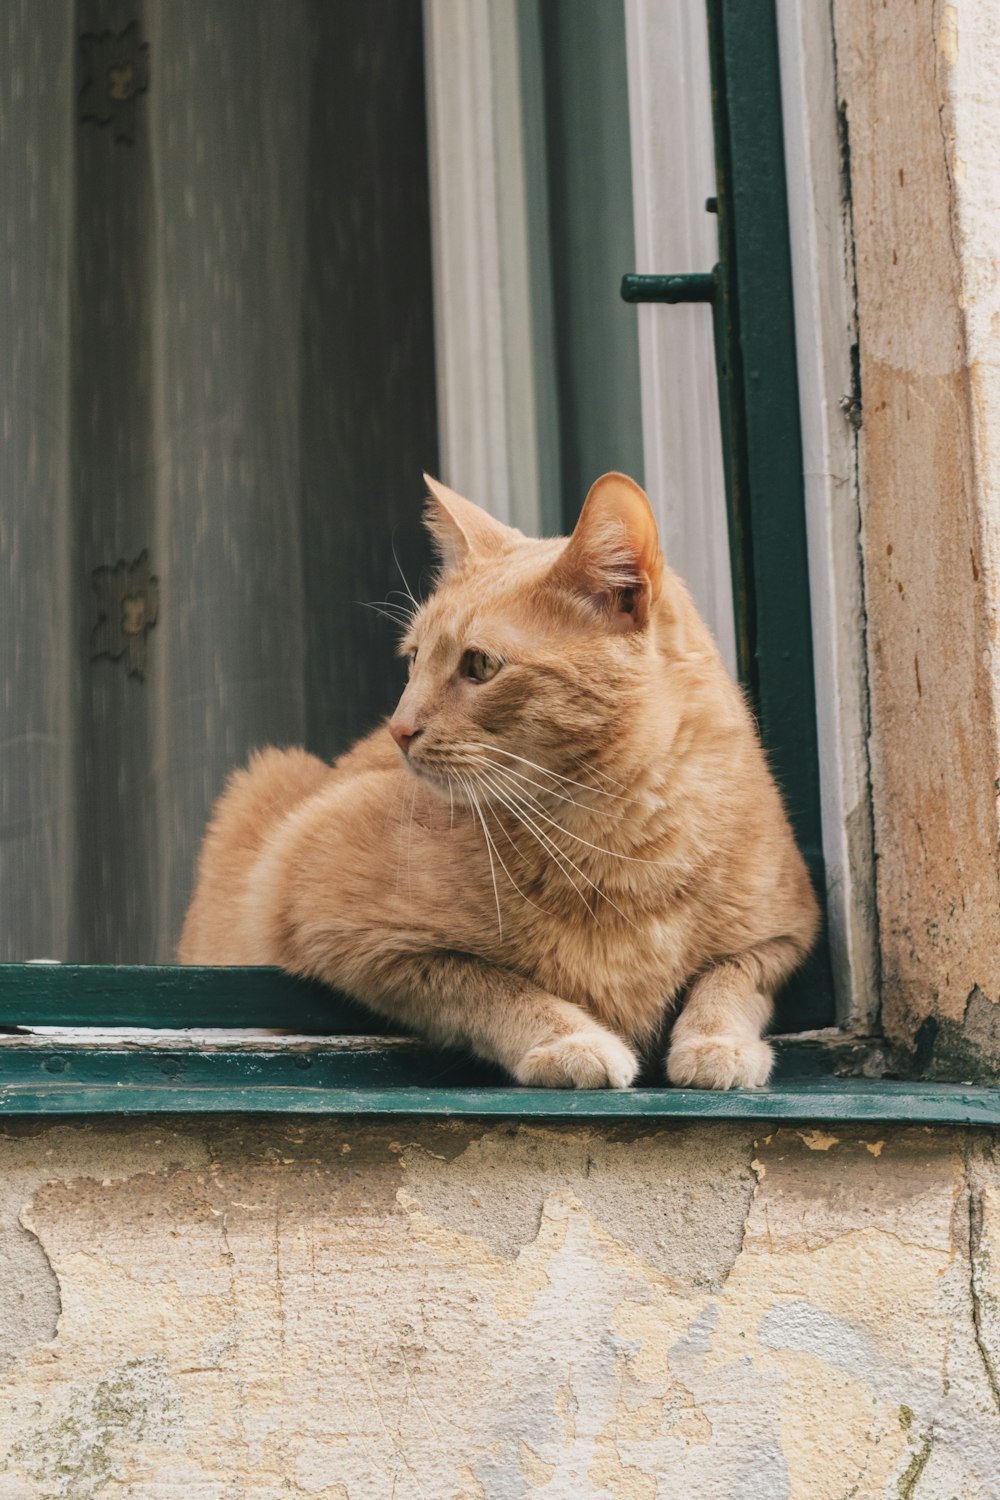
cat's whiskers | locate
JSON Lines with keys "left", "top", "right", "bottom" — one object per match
{"left": 477, "top": 769, "right": 642, "bottom": 930}
{"left": 391, "top": 539, "right": 422, "bottom": 616}
{"left": 435, "top": 755, "right": 616, "bottom": 876}
{"left": 472, "top": 769, "right": 607, "bottom": 925}
{"left": 385, "top": 589, "right": 421, "bottom": 618}
{"left": 480, "top": 791, "right": 534, "bottom": 867}
{"left": 466, "top": 742, "right": 639, "bottom": 804}
{"left": 568, "top": 752, "right": 633, "bottom": 793}
{"left": 484, "top": 763, "right": 589, "bottom": 821}
{"left": 484, "top": 763, "right": 665, "bottom": 868}
{"left": 476, "top": 756, "right": 605, "bottom": 816}
{"left": 421, "top": 752, "right": 654, "bottom": 877}
{"left": 365, "top": 594, "right": 415, "bottom": 616}
{"left": 457, "top": 773, "right": 503, "bottom": 939}
{"left": 481, "top": 781, "right": 599, "bottom": 923}
{"left": 486, "top": 772, "right": 633, "bottom": 926}
{"left": 432, "top": 753, "right": 587, "bottom": 819}
{"left": 359, "top": 600, "right": 413, "bottom": 629}
{"left": 465, "top": 771, "right": 559, "bottom": 919}
{"left": 497, "top": 780, "right": 641, "bottom": 930}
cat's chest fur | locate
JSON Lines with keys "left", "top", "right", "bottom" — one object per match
{"left": 451, "top": 817, "right": 699, "bottom": 1037}
{"left": 523, "top": 901, "right": 694, "bottom": 1034}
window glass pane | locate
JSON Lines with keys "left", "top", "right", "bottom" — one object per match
{"left": 0, "top": 1, "right": 436, "bottom": 961}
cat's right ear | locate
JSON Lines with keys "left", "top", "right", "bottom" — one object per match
{"left": 553, "top": 472, "right": 665, "bottom": 632}
{"left": 422, "top": 474, "right": 519, "bottom": 573}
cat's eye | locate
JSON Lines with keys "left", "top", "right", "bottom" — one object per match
{"left": 462, "top": 649, "right": 502, "bottom": 683}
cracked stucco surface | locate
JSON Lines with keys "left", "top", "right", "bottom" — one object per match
{"left": 0, "top": 1121, "right": 998, "bottom": 1497}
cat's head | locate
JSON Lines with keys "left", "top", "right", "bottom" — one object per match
{"left": 387, "top": 472, "right": 677, "bottom": 806}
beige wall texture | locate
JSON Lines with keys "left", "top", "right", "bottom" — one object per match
{"left": 0, "top": 1118, "right": 998, "bottom": 1497}
{"left": 832, "top": 0, "right": 1000, "bottom": 1067}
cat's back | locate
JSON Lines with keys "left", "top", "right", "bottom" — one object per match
{"left": 177, "top": 746, "right": 330, "bottom": 962}
{"left": 177, "top": 730, "right": 379, "bottom": 957}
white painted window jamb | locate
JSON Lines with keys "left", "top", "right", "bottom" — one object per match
{"left": 776, "top": 0, "right": 879, "bottom": 1029}
{"left": 422, "top": 0, "right": 553, "bottom": 535}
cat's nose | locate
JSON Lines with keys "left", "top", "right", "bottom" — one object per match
{"left": 389, "top": 720, "right": 422, "bottom": 756}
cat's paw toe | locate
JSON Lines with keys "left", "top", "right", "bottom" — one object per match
{"left": 515, "top": 1030, "right": 638, "bottom": 1090}
{"left": 666, "top": 1034, "right": 774, "bottom": 1090}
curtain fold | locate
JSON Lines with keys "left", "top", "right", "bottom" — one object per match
{"left": 1, "top": 0, "right": 437, "bottom": 961}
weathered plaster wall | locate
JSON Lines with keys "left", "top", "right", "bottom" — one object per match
{"left": 0, "top": 1118, "right": 998, "bottom": 1497}
{"left": 831, "top": 0, "right": 1000, "bottom": 1064}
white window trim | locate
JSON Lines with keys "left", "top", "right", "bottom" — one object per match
{"left": 422, "top": 0, "right": 877, "bottom": 1030}
{"left": 623, "top": 0, "right": 738, "bottom": 676}
{"left": 776, "top": 0, "right": 879, "bottom": 1030}
{"left": 422, "top": 0, "right": 556, "bottom": 536}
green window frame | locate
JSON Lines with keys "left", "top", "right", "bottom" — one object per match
{"left": 623, "top": 0, "right": 833, "bottom": 1034}
{"left": 1, "top": 963, "right": 999, "bottom": 1120}
{"left": 7, "top": 0, "right": 988, "bottom": 1122}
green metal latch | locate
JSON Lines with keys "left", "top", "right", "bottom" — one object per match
{"left": 620, "top": 272, "right": 717, "bottom": 305}
{"left": 620, "top": 263, "right": 748, "bottom": 690}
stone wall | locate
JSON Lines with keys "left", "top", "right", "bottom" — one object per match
{"left": 1, "top": 1118, "right": 999, "bottom": 1496}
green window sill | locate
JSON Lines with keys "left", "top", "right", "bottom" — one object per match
{"left": 1, "top": 966, "right": 998, "bottom": 1122}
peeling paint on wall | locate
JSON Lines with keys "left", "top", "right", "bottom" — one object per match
{"left": 0, "top": 1200, "right": 60, "bottom": 1372}
{"left": 0, "top": 1121, "right": 998, "bottom": 1497}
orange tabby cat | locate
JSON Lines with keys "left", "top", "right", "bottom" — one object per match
{"left": 179, "top": 472, "right": 818, "bottom": 1089}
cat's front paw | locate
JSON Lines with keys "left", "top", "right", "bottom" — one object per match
{"left": 515, "top": 1028, "right": 638, "bottom": 1090}
{"left": 666, "top": 1034, "right": 774, "bottom": 1090}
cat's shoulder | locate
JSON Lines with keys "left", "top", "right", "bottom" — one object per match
{"left": 328, "top": 722, "right": 400, "bottom": 783}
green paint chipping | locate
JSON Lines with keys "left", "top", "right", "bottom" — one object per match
{"left": 10, "top": 1355, "right": 180, "bottom": 1498}
{"left": 897, "top": 1434, "right": 933, "bottom": 1499}
{"left": 898, "top": 1405, "right": 914, "bottom": 1430}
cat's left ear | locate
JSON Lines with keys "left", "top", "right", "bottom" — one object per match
{"left": 422, "top": 473, "right": 521, "bottom": 573}
{"left": 554, "top": 473, "right": 664, "bottom": 631}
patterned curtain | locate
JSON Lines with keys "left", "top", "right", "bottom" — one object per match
{"left": 0, "top": 0, "right": 437, "bottom": 960}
